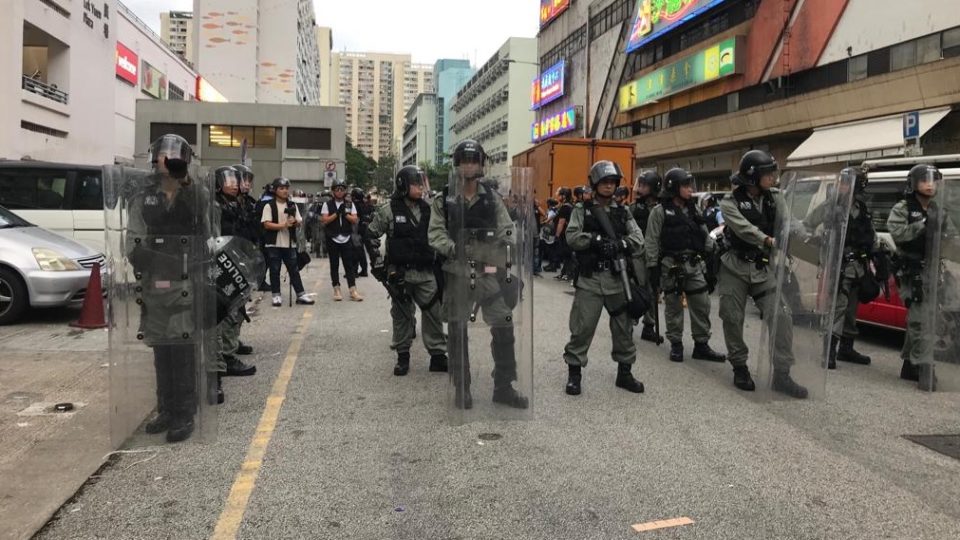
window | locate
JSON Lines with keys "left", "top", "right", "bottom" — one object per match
{"left": 73, "top": 173, "right": 103, "bottom": 210}
{"left": 847, "top": 54, "right": 868, "bottom": 82}
{"left": 945, "top": 27, "right": 960, "bottom": 58}
{"left": 287, "top": 127, "right": 332, "bottom": 150}
{"left": 889, "top": 40, "right": 917, "bottom": 71}
{"left": 863, "top": 184, "right": 905, "bottom": 233}
{"left": 150, "top": 123, "right": 196, "bottom": 144}
{"left": 168, "top": 83, "right": 185, "bottom": 100}
{"left": 0, "top": 170, "right": 68, "bottom": 210}
{"left": 917, "top": 34, "right": 941, "bottom": 64}
{"left": 207, "top": 125, "right": 277, "bottom": 148}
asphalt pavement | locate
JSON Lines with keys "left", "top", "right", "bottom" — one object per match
{"left": 5, "top": 259, "right": 960, "bottom": 540}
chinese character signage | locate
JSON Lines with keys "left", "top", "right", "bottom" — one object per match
{"left": 141, "top": 60, "right": 167, "bottom": 99}
{"left": 540, "top": 0, "right": 570, "bottom": 28}
{"left": 531, "top": 60, "right": 566, "bottom": 110}
{"left": 626, "top": 0, "right": 729, "bottom": 53}
{"left": 115, "top": 42, "right": 138, "bottom": 85}
{"left": 532, "top": 106, "right": 578, "bottom": 142}
{"left": 618, "top": 37, "right": 741, "bottom": 112}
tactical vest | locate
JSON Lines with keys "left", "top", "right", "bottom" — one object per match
{"left": 138, "top": 183, "right": 204, "bottom": 280}
{"left": 387, "top": 198, "right": 435, "bottom": 268}
{"left": 895, "top": 195, "right": 929, "bottom": 261}
{"left": 631, "top": 200, "right": 651, "bottom": 235}
{"left": 660, "top": 199, "right": 706, "bottom": 256}
{"left": 323, "top": 199, "right": 350, "bottom": 239}
{"left": 725, "top": 187, "right": 776, "bottom": 256}
{"left": 575, "top": 202, "right": 629, "bottom": 275}
{"left": 263, "top": 199, "right": 298, "bottom": 247}
{"left": 217, "top": 193, "right": 242, "bottom": 237}
{"left": 442, "top": 185, "right": 498, "bottom": 230}
{"left": 845, "top": 198, "right": 876, "bottom": 251}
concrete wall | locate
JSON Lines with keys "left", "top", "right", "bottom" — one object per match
{"left": 819, "top": 0, "right": 960, "bottom": 64}
{"left": 257, "top": 0, "right": 299, "bottom": 104}
{"left": 193, "top": 0, "right": 258, "bottom": 103}
{"left": 317, "top": 27, "right": 333, "bottom": 106}
{"left": 505, "top": 38, "right": 538, "bottom": 171}
{"left": 135, "top": 100, "right": 346, "bottom": 193}
{"left": 0, "top": 0, "right": 116, "bottom": 165}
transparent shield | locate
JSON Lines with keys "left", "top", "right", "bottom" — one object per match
{"left": 754, "top": 171, "right": 851, "bottom": 400}
{"left": 212, "top": 236, "right": 266, "bottom": 323}
{"left": 104, "top": 165, "right": 218, "bottom": 447}
{"left": 443, "top": 167, "right": 534, "bottom": 423}
{"left": 920, "top": 174, "right": 960, "bottom": 392}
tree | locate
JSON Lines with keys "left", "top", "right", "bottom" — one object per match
{"left": 345, "top": 138, "right": 376, "bottom": 190}
{"left": 421, "top": 160, "right": 451, "bottom": 193}
{"left": 372, "top": 153, "right": 397, "bottom": 194}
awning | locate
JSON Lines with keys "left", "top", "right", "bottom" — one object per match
{"left": 786, "top": 107, "right": 952, "bottom": 167}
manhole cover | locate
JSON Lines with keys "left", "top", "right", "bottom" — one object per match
{"left": 903, "top": 434, "right": 960, "bottom": 460}
{"left": 478, "top": 433, "right": 502, "bottom": 441}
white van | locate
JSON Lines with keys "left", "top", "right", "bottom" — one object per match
{"left": 0, "top": 161, "right": 105, "bottom": 251}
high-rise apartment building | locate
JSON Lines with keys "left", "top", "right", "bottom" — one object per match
{"left": 317, "top": 26, "right": 333, "bottom": 106}
{"left": 159, "top": 11, "right": 194, "bottom": 64}
{"left": 193, "top": 0, "right": 320, "bottom": 105}
{"left": 401, "top": 93, "right": 438, "bottom": 167}
{"left": 333, "top": 51, "right": 432, "bottom": 161}
{"left": 432, "top": 59, "right": 474, "bottom": 161}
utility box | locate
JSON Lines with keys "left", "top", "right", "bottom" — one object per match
{"left": 512, "top": 138, "right": 636, "bottom": 201}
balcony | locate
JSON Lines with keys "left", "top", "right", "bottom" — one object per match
{"left": 22, "top": 75, "right": 68, "bottom": 104}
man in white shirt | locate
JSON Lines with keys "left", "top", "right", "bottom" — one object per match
{"left": 261, "top": 177, "right": 315, "bottom": 307}
{"left": 320, "top": 178, "right": 363, "bottom": 301}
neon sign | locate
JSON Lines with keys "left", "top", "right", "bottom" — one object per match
{"left": 531, "top": 60, "right": 566, "bottom": 110}
{"left": 532, "top": 106, "right": 577, "bottom": 142}
{"left": 540, "top": 0, "right": 570, "bottom": 28}
{"left": 626, "top": 0, "right": 729, "bottom": 53}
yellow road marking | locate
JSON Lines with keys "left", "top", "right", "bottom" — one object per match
{"left": 632, "top": 516, "right": 695, "bottom": 533}
{"left": 211, "top": 303, "right": 314, "bottom": 540}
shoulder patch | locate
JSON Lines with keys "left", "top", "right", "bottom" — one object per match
{"left": 739, "top": 201, "right": 753, "bottom": 210}
{"left": 664, "top": 208, "right": 676, "bottom": 216}
{"left": 395, "top": 215, "right": 408, "bottom": 224}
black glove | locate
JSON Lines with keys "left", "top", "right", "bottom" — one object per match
{"left": 648, "top": 266, "right": 661, "bottom": 292}
{"left": 590, "top": 234, "right": 616, "bottom": 259}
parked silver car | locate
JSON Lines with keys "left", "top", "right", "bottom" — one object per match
{"left": 0, "top": 205, "right": 104, "bottom": 324}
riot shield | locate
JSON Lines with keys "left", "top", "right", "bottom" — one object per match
{"left": 212, "top": 236, "right": 266, "bottom": 323}
{"left": 104, "top": 165, "right": 218, "bottom": 446}
{"left": 443, "top": 168, "right": 534, "bottom": 422}
{"left": 753, "top": 171, "right": 851, "bottom": 400}
{"left": 919, "top": 173, "right": 960, "bottom": 392}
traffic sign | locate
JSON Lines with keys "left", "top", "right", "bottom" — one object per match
{"left": 903, "top": 111, "right": 920, "bottom": 140}
{"left": 324, "top": 170, "right": 335, "bottom": 188}
{"left": 325, "top": 161, "right": 336, "bottom": 172}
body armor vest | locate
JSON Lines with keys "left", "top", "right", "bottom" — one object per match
{"left": 387, "top": 198, "right": 435, "bottom": 268}
{"left": 660, "top": 199, "right": 706, "bottom": 256}
{"left": 725, "top": 187, "right": 776, "bottom": 256}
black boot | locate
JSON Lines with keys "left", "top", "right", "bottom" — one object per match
{"left": 837, "top": 337, "right": 871, "bottom": 365}
{"left": 640, "top": 324, "right": 662, "bottom": 344}
{"left": 565, "top": 365, "right": 582, "bottom": 396}
{"left": 772, "top": 371, "right": 809, "bottom": 399}
{"left": 826, "top": 336, "right": 839, "bottom": 370}
{"left": 492, "top": 384, "right": 529, "bottom": 408}
{"left": 615, "top": 363, "right": 644, "bottom": 393}
{"left": 236, "top": 342, "right": 253, "bottom": 355}
{"left": 692, "top": 342, "right": 726, "bottom": 362}
{"left": 429, "top": 354, "right": 448, "bottom": 372}
{"left": 733, "top": 365, "right": 755, "bottom": 391}
{"left": 165, "top": 415, "right": 195, "bottom": 443}
{"left": 394, "top": 351, "right": 410, "bottom": 376}
{"left": 669, "top": 342, "right": 684, "bottom": 363}
{"left": 145, "top": 412, "right": 172, "bottom": 434}
{"left": 224, "top": 356, "right": 257, "bottom": 377}
{"left": 918, "top": 364, "right": 937, "bottom": 392}
{"left": 900, "top": 358, "right": 920, "bottom": 381}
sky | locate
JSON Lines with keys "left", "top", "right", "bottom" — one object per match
{"left": 124, "top": 0, "right": 542, "bottom": 66}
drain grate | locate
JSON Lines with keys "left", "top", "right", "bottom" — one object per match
{"left": 903, "top": 434, "right": 960, "bottom": 460}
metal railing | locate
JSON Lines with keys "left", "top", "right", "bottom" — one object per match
{"left": 22, "top": 75, "right": 68, "bottom": 104}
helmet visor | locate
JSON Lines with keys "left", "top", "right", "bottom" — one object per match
{"left": 220, "top": 169, "right": 239, "bottom": 189}
{"left": 152, "top": 137, "right": 192, "bottom": 165}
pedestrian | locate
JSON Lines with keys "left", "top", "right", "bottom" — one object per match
{"left": 803, "top": 168, "right": 876, "bottom": 369}
{"left": 555, "top": 187, "right": 575, "bottom": 281}
{"left": 365, "top": 165, "right": 448, "bottom": 376}
{"left": 261, "top": 177, "right": 316, "bottom": 307}
{"left": 428, "top": 139, "right": 528, "bottom": 410}
{"left": 645, "top": 168, "right": 726, "bottom": 363}
{"left": 320, "top": 179, "right": 363, "bottom": 301}
{"left": 703, "top": 195, "right": 724, "bottom": 231}
{"left": 717, "top": 150, "right": 808, "bottom": 398}
{"left": 561, "top": 160, "right": 646, "bottom": 396}
{"left": 887, "top": 164, "right": 947, "bottom": 390}
{"left": 631, "top": 170, "right": 664, "bottom": 344}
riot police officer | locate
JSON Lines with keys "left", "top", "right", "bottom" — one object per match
{"left": 561, "top": 160, "right": 646, "bottom": 396}
{"left": 887, "top": 164, "right": 944, "bottom": 390}
{"left": 214, "top": 166, "right": 257, "bottom": 389}
{"left": 614, "top": 186, "right": 629, "bottom": 206}
{"left": 803, "top": 167, "right": 876, "bottom": 369}
{"left": 230, "top": 164, "right": 258, "bottom": 356}
{"left": 553, "top": 187, "right": 575, "bottom": 280}
{"left": 365, "top": 166, "right": 448, "bottom": 376}
{"left": 428, "top": 139, "right": 528, "bottom": 410}
{"left": 352, "top": 187, "right": 373, "bottom": 277}
{"left": 645, "top": 168, "right": 726, "bottom": 363}
{"left": 717, "top": 150, "right": 808, "bottom": 398}
{"left": 631, "top": 170, "right": 664, "bottom": 343}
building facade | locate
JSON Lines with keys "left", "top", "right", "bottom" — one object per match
{"left": 433, "top": 59, "right": 475, "bottom": 163}
{"left": 317, "top": 26, "right": 333, "bottom": 106}
{"left": 159, "top": 10, "right": 194, "bottom": 65}
{"left": 449, "top": 37, "right": 538, "bottom": 183}
{"left": 538, "top": 0, "right": 960, "bottom": 188}
{"left": 333, "top": 51, "right": 433, "bottom": 161}
{"left": 192, "top": 0, "right": 321, "bottom": 106}
{"left": 401, "top": 93, "right": 439, "bottom": 167}
{"left": 1, "top": 0, "right": 117, "bottom": 165}
{"left": 136, "top": 100, "right": 345, "bottom": 194}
